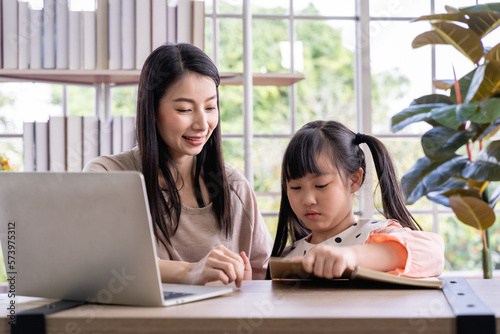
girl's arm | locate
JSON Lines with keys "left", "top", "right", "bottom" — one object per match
{"left": 302, "top": 241, "right": 407, "bottom": 279}
{"left": 158, "top": 245, "right": 249, "bottom": 287}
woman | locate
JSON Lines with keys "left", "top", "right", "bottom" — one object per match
{"left": 84, "top": 43, "right": 273, "bottom": 287}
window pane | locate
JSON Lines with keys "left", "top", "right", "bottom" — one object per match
{"left": 380, "top": 138, "right": 434, "bottom": 212}
{"left": 254, "top": 86, "right": 290, "bottom": 134}
{"left": 204, "top": 17, "right": 214, "bottom": 59}
{"left": 204, "top": 0, "right": 213, "bottom": 14}
{"left": 216, "top": 0, "right": 242, "bottom": 15}
{"left": 0, "top": 138, "right": 23, "bottom": 171}
{"left": 0, "top": 83, "right": 59, "bottom": 129}
{"left": 440, "top": 214, "right": 500, "bottom": 272}
{"left": 295, "top": 19, "right": 356, "bottom": 130}
{"left": 371, "top": 21, "right": 432, "bottom": 134}
{"left": 217, "top": 18, "right": 243, "bottom": 72}
{"left": 252, "top": 0, "right": 288, "bottom": 15}
{"left": 222, "top": 137, "right": 244, "bottom": 172}
{"left": 220, "top": 85, "right": 244, "bottom": 133}
{"left": 370, "top": 1, "right": 430, "bottom": 18}
{"left": 111, "top": 86, "right": 136, "bottom": 117}
{"left": 252, "top": 19, "right": 289, "bottom": 73}
{"left": 253, "top": 137, "right": 288, "bottom": 193}
{"left": 263, "top": 215, "right": 278, "bottom": 241}
{"left": 294, "top": 0, "right": 355, "bottom": 16}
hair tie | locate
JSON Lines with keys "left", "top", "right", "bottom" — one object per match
{"left": 354, "top": 133, "right": 366, "bottom": 145}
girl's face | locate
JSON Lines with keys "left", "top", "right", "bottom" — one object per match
{"left": 286, "top": 153, "right": 362, "bottom": 244}
{"left": 156, "top": 72, "right": 219, "bottom": 162}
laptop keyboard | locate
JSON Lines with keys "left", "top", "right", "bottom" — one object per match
{"left": 163, "top": 291, "right": 195, "bottom": 300}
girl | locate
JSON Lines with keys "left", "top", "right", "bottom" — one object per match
{"left": 84, "top": 44, "right": 273, "bottom": 287}
{"left": 272, "top": 120, "right": 444, "bottom": 278}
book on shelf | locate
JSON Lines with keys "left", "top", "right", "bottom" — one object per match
{"left": 29, "top": 8, "right": 43, "bottom": 69}
{"left": 82, "top": 10, "right": 96, "bottom": 70}
{"left": 167, "top": 1, "right": 177, "bottom": 44}
{"left": 23, "top": 122, "right": 35, "bottom": 172}
{"left": 112, "top": 115, "right": 122, "bottom": 154}
{"left": 268, "top": 258, "right": 444, "bottom": 289}
{"left": 108, "top": 0, "right": 122, "bottom": 70}
{"left": 43, "top": 0, "right": 56, "bottom": 69}
{"left": 192, "top": 0, "right": 204, "bottom": 50}
{"left": 0, "top": 1, "right": 2, "bottom": 68}
{"left": 152, "top": 0, "right": 168, "bottom": 51}
{"left": 176, "top": 0, "right": 192, "bottom": 44}
{"left": 55, "top": 0, "right": 69, "bottom": 69}
{"left": 2, "top": 0, "right": 18, "bottom": 69}
{"left": 35, "top": 121, "right": 49, "bottom": 172}
{"left": 135, "top": 0, "right": 151, "bottom": 69}
{"left": 121, "top": 0, "right": 135, "bottom": 70}
{"left": 99, "top": 119, "right": 112, "bottom": 156}
{"left": 82, "top": 116, "right": 99, "bottom": 166}
{"left": 18, "top": 0, "right": 30, "bottom": 69}
{"left": 96, "top": 0, "right": 109, "bottom": 70}
{"left": 121, "top": 116, "right": 136, "bottom": 151}
{"left": 68, "top": 10, "right": 81, "bottom": 70}
{"left": 66, "top": 115, "right": 83, "bottom": 172}
{"left": 48, "top": 116, "right": 66, "bottom": 172}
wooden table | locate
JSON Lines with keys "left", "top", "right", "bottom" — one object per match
{"left": 1, "top": 279, "right": 499, "bottom": 334}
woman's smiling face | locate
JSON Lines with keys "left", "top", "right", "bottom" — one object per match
{"left": 156, "top": 72, "right": 219, "bottom": 162}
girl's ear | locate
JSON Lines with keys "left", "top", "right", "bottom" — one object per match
{"left": 349, "top": 168, "right": 363, "bottom": 193}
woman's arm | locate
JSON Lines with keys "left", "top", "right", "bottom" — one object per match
{"left": 158, "top": 245, "right": 249, "bottom": 287}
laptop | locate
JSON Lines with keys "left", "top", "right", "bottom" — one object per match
{"left": 0, "top": 171, "right": 235, "bottom": 307}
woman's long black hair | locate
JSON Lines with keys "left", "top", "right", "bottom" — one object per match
{"left": 136, "top": 43, "right": 232, "bottom": 247}
{"left": 271, "top": 120, "right": 421, "bottom": 257}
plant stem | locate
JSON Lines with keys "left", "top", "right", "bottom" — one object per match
{"left": 466, "top": 141, "right": 473, "bottom": 162}
{"left": 481, "top": 229, "right": 492, "bottom": 279}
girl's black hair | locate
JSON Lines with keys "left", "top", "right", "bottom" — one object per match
{"left": 271, "top": 120, "right": 421, "bottom": 257}
{"left": 136, "top": 43, "right": 232, "bottom": 247}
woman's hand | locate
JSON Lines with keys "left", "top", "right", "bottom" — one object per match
{"left": 240, "top": 251, "right": 252, "bottom": 281}
{"left": 301, "top": 244, "right": 357, "bottom": 279}
{"left": 186, "top": 245, "right": 248, "bottom": 287}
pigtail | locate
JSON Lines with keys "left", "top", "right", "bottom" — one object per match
{"left": 358, "top": 135, "right": 421, "bottom": 231}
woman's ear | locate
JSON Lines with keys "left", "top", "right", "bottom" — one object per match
{"left": 349, "top": 167, "right": 363, "bottom": 193}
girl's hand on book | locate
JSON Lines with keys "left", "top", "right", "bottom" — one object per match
{"left": 302, "top": 245, "right": 357, "bottom": 279}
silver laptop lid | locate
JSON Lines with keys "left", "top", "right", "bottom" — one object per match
{"left": 0, "top": 172, "right": 165, "bottom": 306}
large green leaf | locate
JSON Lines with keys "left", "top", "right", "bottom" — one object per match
{"left": 465, "top": 60, "right": 500, "bottom": 102}
{"left": 466, "top": 11, "right": 500, "bottom": 37}
{"left": 478, "top": 140, "right": 500, "bottom": 161}
{"left": 462, "top": 162, "right": 500, "bottom": 181}
{"left": 411, "top": 94, "right": 454, "bottom": 105}
{"left": 401, "top": 155, "right": 469, "bottom": 205}
{"left": 449, "top": 195, "right": 496, "bottom": 230}
{"left": 484, "top": 43, "right": 500, "bottom": 61}
{"left": 431, "top": 22, "right": 484, "bottom": 64}
{"left": 412, "top": 30, "right": 453, "bottom": 49}
{"left": 479, "top": 98, "right": 500, "bottom": 121}
{"left": 478, "top": 118, "right": 500, "bottom": 140}
{"left": 411, "top": 13, "right": 467, "bottom": 23}
{"left": 461, "top": 4, "right": 500, "bottom": 13}
{"left": 390, "top": 104, "right": 440, "bottom": 132}
{"left": 462, "top": 141, "right": 500, "bottom": 181}
{"left": 470, "top": 122, "right": 494, "bottom": 142}
{"left": 426, "top": 178, "right": 468, "bottom": 207}
{"left": 421, "top": 126, "right": 473, "bottom": 158}
{"left": 429, "top": 105, "right": 461, "bottom": 128}
{"left": 488, "top": 183, "right": 500, "bottom": 208}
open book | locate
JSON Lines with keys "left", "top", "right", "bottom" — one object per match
{"left": 269, "top": 257, "right": 444, "bottom": 289}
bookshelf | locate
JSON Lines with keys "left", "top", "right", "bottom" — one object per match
{"left": 0, "top": 70, "right": 305, "bottom": 87}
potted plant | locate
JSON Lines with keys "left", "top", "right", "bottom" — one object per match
{"left": 391, "top": 3, "right": 500, "bottom": 278}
